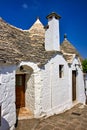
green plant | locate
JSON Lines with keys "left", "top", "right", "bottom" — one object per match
{"left": 82, "top": 59, "right": 87, "bottom": 73}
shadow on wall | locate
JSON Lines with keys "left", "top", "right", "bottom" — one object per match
{"left": 0, "top": 117, "right": 9, "bottom": 130}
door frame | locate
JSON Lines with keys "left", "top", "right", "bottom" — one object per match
{"left": 16, "top": 74, "right": 25, "bottom": 108}
{"left": 72, "top": 70, "right": 76, "bottom": 101}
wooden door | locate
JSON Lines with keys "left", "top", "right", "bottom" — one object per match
{"left": 16, "top": 74, "right": 25, "bottom": 108}
{"left": 72, "top": 71, "right": 76, "bottom": 101}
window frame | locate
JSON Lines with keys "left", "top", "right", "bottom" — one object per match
{"left": 59, "top": 65, "right": 64, "bottom": 78}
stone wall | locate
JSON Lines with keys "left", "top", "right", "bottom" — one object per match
{"left": 45, "top": 16, "right": 60, "bottom": 51}
{"left": 71, "top": 57, "right": 85, "bottom": 104}
{"left": 39, "top": 55, "right": 85, "bottom": 118}
{"left": 19, "top": 62, "right": 41, "bottom": 117}
{"left": 25, "top": 70, "right": 35, "bottom": 113}
{"left": 40, "top": 54, "right": 71, "bottom": 117}
{"left": 0, "top": 65, "right": 16, "bottom": 130}
{"left": 84, "top": 74, "right": 87, "bottom": 95}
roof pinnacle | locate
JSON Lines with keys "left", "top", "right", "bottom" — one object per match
{"left": 37, "top": 16, "right": 40, "bottom": 20}
{"left": 64, "top": 33, "right": 67, "bottom": 40}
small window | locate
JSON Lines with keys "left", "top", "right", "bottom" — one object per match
{"left": 59, "top": 65, "right": 64, "bottom": 78}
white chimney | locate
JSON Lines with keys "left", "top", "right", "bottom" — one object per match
{"left": 45, "top": 12, "right": 61, "bottom": 51}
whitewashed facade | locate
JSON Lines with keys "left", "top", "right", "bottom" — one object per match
{"left": 70, "top": 57, "right": 85, "bottom": 104}
{"left": 0, "top": 55, "right": 85, "bottom": 130}
{"left": 38, "top": 55, "right": 85, "bottom": 117}
{"left": 40, "top": 54, "right": 70, "bottom": 116}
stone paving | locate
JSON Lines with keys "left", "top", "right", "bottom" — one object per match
{"left": 15, "top": 104, "right": 87, "bottom": 130}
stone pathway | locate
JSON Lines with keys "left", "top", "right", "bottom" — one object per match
{"left": 15, "top": 104, "right": 87, "bottom": 130}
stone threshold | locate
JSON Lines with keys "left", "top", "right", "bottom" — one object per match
{"left": 16, "top": 107, "right": 34, "bottom": 120}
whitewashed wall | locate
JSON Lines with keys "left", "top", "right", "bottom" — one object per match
{"left": 84, "top": 74, "right": 87, "bottom": 95}
{"left": 45, "top": 17, "right": 60, "bottom": 51}
{"left": 71, "top": 57, "right": 85, "bottom": 104}
{"left": 16, "top": 63, "right": 35, "bottom": 114}
{"left": 0, "top": 65, "right": 16, "bottom": 130}
{"left": 25, "top": 72, "right": 35, "bottom": 113}
{"left": 40, "top": 54, "right": 71, "bottom": 117}
{"left": 18, "top": 62, "right": 41, "bottom": 118}
{"left": 77, "top": 68, "right": 85, "bottom": 103}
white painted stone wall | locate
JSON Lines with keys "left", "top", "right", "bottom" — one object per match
{"left": 38, "top": 55, "right": 85, "bottom": 118}
{"left": 40, "top": 54, "right": 71, "bottom": 117}
{"left": 19, "top": 62, "right": 41, "bottom": 117}
{"left": 25, "top": 71, "right": 35, "bottom": 113}
{"left": 71, "top": 57, "right": 85, "bottom": 104}
{"left": 84, "top": 74, "right": 87, "bottom": 95}
{"left": 0, "top": 65, "right": 16, "bottom": 130}
{"left": 45, "top": 16, "right": 60, "bottom": 51}
{"left": 25, "top": 68, "right": 42, "bottom": 118}
{"left": 33, "top": 68, "right": 42, "bottom": 117}
{"left": 0, "top": 58, "right": 85, "bottom": 129}
{"left": 77, "top": 68, "right": 85, "bottom": 103}
{"left": 15, "top": 58, "right": 85, "bottom": 120}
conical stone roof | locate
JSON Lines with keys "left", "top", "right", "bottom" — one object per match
{"left": 61, "top": 38, "right": 83, "bottom": 62}
{"left": 0, "top": 17, "right": 60, "bottom": 66}
{"left": 29, "top": 18, "right": 45, "bottom": 36}
{"left": 61, "top": 39, "right": 78, "bottom": 54}
{"left": 0, "top": 17, "right": 83, "bottom": 66}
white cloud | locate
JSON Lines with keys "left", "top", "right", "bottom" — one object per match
{"left": 29, "top": 0, "right": 40, "bottom": 10}
{"left": 22, "top": 0, "right": 40, "bottom": 10}
{"left": 22, "top": 3, "right": 28, "bottom": 9}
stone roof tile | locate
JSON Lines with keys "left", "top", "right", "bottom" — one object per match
{"left": 61, "top": 39, "right": 83, "bottom": 63}
{"left": 0, "top": 18, "right": 60, "bottom": 66}
{"left": 0, "top": 18, "right": 83, "bottom": 66}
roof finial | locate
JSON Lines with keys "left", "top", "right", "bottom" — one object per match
{"left": 64, "top": 33, "right": 67, "bottom": 40}
{"left": 37, "top": 16, "right": 40, "bottom": 20}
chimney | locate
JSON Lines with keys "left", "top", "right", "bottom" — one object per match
{"left": 45, "top": 12, "right": 61, "bottom": 51}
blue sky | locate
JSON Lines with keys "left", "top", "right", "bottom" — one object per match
{"left": 0, "top": 0, "right": 87, "bottom": 58}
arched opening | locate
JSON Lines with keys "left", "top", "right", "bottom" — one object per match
{"left": 16, "top": 65, "right": 34, "bottom": 118}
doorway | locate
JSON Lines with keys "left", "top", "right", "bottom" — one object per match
{"left": 72, "top": 71, "right": 76, "bottom": 101}
{"left": 16, "top": 74, "right": 25, "bottom": 108}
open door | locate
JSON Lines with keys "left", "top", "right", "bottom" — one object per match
{"left": 16, "top": 74, "right": 25, "bottom": 108}
{"left": 72, "top": 71, "right": 76, "bottom": 101}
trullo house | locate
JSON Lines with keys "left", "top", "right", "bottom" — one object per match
{"left": 0, "top": 12, "right": 85, "bottom": 130}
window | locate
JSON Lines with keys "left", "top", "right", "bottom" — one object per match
{"left": 59, "top": 65, "right": 64, "bottom": 78}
